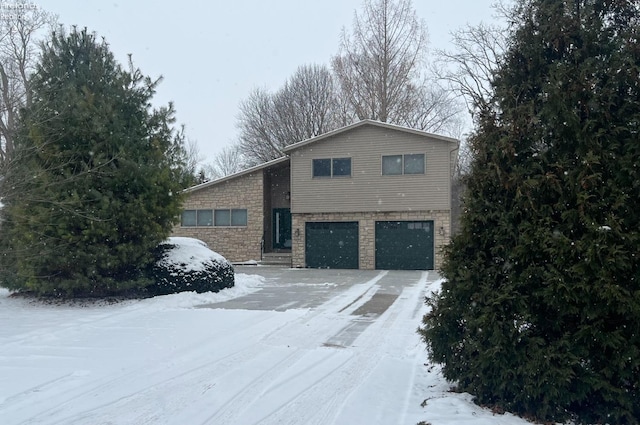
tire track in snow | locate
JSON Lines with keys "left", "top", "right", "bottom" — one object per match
{"left": 221, "top": 271, "right": 432, "bottom": 425}
{"left": 10, "top": 311, "right": 300, "bottom": 425}
{"left": 49, "top": 344, "right": 294, "bottom": 425}
{"left": 15, "top": 272, "right": 391, "bottom": 425}
{"left": 193, "top": 272, "right": 391, "bottom": 424}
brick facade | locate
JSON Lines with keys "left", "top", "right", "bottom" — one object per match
{"left": 172, "top": 172, "right": 264, "bottom": 263}
{"left": 291, "top": 210, "right": 451, "bottom": 270}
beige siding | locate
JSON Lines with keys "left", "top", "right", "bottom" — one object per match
{"left": 290, "top": 125, "right": 454, "bottom": 214}
{"left": 171, "top": 172, "right": 264, "bottom": 263}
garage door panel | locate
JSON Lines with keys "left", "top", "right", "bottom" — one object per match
{"left": 305, "top": 222, "right": 359, "bottom": 269}
{"left": 375, "top": 221, "right": 434, "bottom": 270}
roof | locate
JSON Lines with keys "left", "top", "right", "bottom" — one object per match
{"left": 185, "top": 155, "right": 289, "bottom": 193}
{"left": 184, "top": 120, "right": 458, "bottom": 193}
{"left": 282, "top": 119, "right": 459, "bottom": 153}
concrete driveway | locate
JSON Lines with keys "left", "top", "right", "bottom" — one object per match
{"left": 198, "top": 266, "right": 441, "bottom": 346}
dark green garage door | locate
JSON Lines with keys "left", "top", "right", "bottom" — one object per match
{"left": 375, "top": 221, "right": 434, "bottom": 270}
{"left": 305, "top": 222, "right": 359, "bottom": 269}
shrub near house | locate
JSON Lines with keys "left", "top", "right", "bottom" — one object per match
{"left": 148, "top": 237, "right": 234, "bottom": 296}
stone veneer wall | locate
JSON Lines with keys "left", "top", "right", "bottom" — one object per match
{"left": 291, "top": 210, "right": 451, "bottom": 270}
{"left": 172, "top": 172, "right": 264, "bottom": 263}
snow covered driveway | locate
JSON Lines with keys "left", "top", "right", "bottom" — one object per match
{"left": 0, "top": 268, "right": 530, "bottom": 425}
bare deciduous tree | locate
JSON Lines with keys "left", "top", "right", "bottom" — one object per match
{"left": 332, "top": 0, "right": 460, "bottom": 133}
{"left": 235, "top": 0, "right": 466, "bottom": 167}
{"left": 434, "top": 22, "right": 507, "bottom": 117}
{"left": 202, "top": 143, "right": 246, "bottom": 180}
{"left": 273, "top": 64, "right": 343, "bottom": 143}
{"left": 236, "top": 87, "right": 282, "bottom": 165}
{"left": 0, "top": 2, "right": 57, "bottom": 167}
{"left": 181, "top": 131, "right": 202, "bottom": 181}
{"left": 399, "top": 82, "right": 464, "bottom": 136}
{"left": 237, "top": 64, "right": 343, "bottom": 165}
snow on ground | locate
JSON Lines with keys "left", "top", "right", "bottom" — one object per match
{"left": 0, "top": 270, "right": 533, "bottom": 425}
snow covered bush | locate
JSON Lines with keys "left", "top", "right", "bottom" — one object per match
{"left": 147, "top": 237, "right": 234, "bottom": 296}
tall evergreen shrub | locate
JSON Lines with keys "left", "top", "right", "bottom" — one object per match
{"left": 420, "top": 1, "right": 640, "bottom": 423}
{"left": 0, "top": 28, "right": 190, "bottom": 296}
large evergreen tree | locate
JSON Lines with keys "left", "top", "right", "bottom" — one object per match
{"left": 0, "top": 27, "right": 190, "bottom": 296}
{"left": 420, "top": 0, "right": 640, "bottom": 423}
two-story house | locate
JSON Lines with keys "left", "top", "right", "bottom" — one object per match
{"left": 172, "top": 120, "right": 458, "bottom": 270}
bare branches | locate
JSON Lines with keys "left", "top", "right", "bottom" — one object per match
{"left": 331, "top": 0, "right": 461, "bottom": 134}
{"left": 236, "top": 87, "right": 284, "bottom": 165}
{"left": 0, "top": 2, "right": 57, "bottom": 166}
{"left": 237, "top": 64, "right": 343, "bottom": 165}
{"left": 202, "top": 144, "right": 246, "bottom": 180}
{"left": 234, "top": 0, "right": 468, "bottom": 168}
{"left": 435, "top": 22, "right": 507, "bottom": 118}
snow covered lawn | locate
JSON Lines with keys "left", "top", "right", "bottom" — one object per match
{"left": 0, "top": 270, "right": 532, "bottom": 425}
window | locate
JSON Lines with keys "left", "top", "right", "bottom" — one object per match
{"left": 404, "top": 154, "right": 425, "bottom": 174}
{"left": 231, "top": 209, "right": 248, "bottom": 226}
{"left": 382, "top": 154, "right": 425, "bottom": 175}
{"left": 332, "top": 158, "right": 351, "bottom": 176}
{"left": 312, "top": 157, "right": 351, "bottom": 178}
{"left": 381, "top": 155, "right": 402, "bottom": 175}
{"left": 312, "top": 159, "right": 331, "bottom": 177}
{"left": 181, "top": 209, "right": 213, "bottom": 227}
{"left": 197, "top": 209, "right": 213, "bottom": 226}
{"left": 214, "top": 209, "right": 230, "bottom": 226}
{"left": 408, "top": 221, "right": 431, "bottom": 231}
{"left": 181, "top": 210, "right": 197, "bottom": 227}
{"left": 214, "top": 209, "right": 248, "bottom": 226}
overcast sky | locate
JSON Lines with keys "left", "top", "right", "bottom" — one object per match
{"left": 36, "top": 0, "right": 502, "bottom": 162}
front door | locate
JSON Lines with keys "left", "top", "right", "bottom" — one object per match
{"left": 273, "top": 208, "right": 292, "bottom": 249}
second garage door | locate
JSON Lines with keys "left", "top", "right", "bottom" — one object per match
{"left": 305, "top": 222, "right": 359, "bottom": 269}
{"left": 375, "top": 221, "right": 434, "bottom": 270}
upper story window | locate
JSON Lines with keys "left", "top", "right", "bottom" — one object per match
{"left": 382, "top": 153, "right": 425, "bottom": 175}
{"left": 312, "top": 157, "right": 352, "bottom": 178}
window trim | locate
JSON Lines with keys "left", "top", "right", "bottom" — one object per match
{"left": 214, "top": 208, "right": 248, "bottom": 227}
{"left": 312, "top": 157, "right": 352, "bottom": 178}
{"left": 312, "top": 158, "right": 332, "bottom": 178}
{"left": 403, "top": 153, "right": 426, "bottom": 175}
{"left": 381, "top": 153, "right": 426, "bottom": 176}
{"left": 181, "top": 209, "right": 213, "bottom": 227}
{"left": 231, "top": 208, "right": 248, "bottom": 227}
{"left": 332, "top": 157, "right": 352, "bottom": 177}
{"left": 214, "top": 209, "right": 231, "bottom": 227}
{"left": 196, "top": 209, "right": 213, "bottom": 226}
{"left": 381, "top": 155, "right": 403, "bottom": 176}
{"left": 181, "top": 209, "right": 197, "bottom": 227}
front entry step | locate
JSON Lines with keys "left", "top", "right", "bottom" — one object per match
{"left": 260, "top": 253, "right": 292, "bottom": 267}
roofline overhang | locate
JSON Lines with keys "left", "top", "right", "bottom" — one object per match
{"left": 282, "top": 119, "right": 459, "bottom": 153}
{"left": 184, "top": 155, "right": 290, "bottom": 193}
